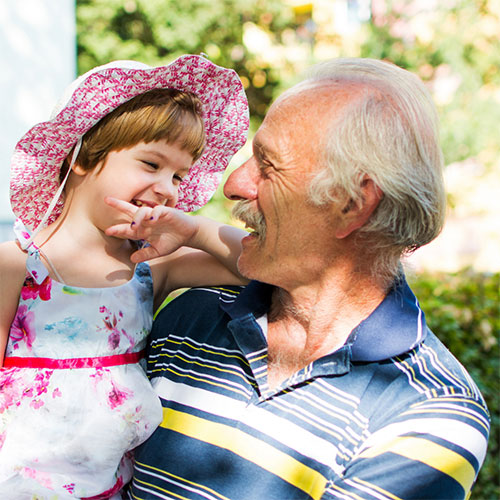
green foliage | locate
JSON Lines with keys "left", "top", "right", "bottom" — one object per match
{"left": 359, "top": 0, "right": 500, "bottom": 168}
{"left": 76, "top": 0, "right": 294, "bottom": 123}
{"left": 408, "top": 270, "right": 499, "bottom": 499}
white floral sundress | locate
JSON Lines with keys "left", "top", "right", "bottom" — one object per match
{"left": 0, "top": 223, "right": 162, "bottom": 499}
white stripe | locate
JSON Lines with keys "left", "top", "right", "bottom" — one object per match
{"left": 190, "top": 287, "right": 238, "bottom": 299}
{"left": 131, "top": 483, "right": 173, "bottom": 500}
{"left": 290, "top": 389, "right": 367, "bottom": 429}
{"left": 393, "top": 358, "right": 430, "bottom": 393}
{"left": 164, "top": 363, "right": 253, "bottom": 397}
{"left": 269, "top": 397, "right": 345, "bottom": 440}
{"left": 409, "top": 401, "right": 490, "bottom": 428}
{"left": 326, "top": 486, "right": 359, "bottom": 500}
{"left": 408, "top": 349, "right": 450, "bottom": 391}
{"left": 357, "top": 418, "right": 488, "bottom": 465}
{"left": 344, "top": 478, "right": 394, "bottom": 500}
{"left": 315, "top": 379, "right": 362, "bottom": 408}
{"left": 420, "top": 344, "right": 472, "bottom": 395}
{"left": 458, "top": 362, "right": 482, "bottom": 400}
{"left": 134, "top": 464, "right": 222, "bottom": 500}
{"left": 255, "top": 314, "right": 268, "bottom": 339}
{"left": 152, "top": 377, "right": 345, "bottom": 475}
{"left": 415, "top": 297, "right": 423, "bottom": 344}
{"left": 248, "top": 347, "right": 267, "bottom": 358}
{"left": 271, "top": 394, "right": 358, "bottom": 446}
{"left": 151, "top": 349, "right": 251, "bottom": 380}
{"left": 162, "top": 335, "right": 246, "bottom": 357}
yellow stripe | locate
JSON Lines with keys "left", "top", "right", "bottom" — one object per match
{"left": 411, "top": 396, "right": 487, "bottom": 412}
{"left": 135, "top": 460, "right": 231, "bottom": 500}
{"left": 249, "top": 353, "right": 267, "bottom": 362}
{"left": 153, "top": 287, "right": 239, "bottom": 319}
{"left": 133, "top": 476, "right": 190, "bottom": 500}
{"left": 416, "top": 355, "right": 450, "bottom": 390}
{"left": 166, "top": 339, "right": 251, "bottom": 366}
{"left": 421, "top": 345, "right": 471, "bottom": 395}
{"left": 155, "top": 352, "right": 257, "bottom": 387}
{"left": 212, "top": 286, "right": 241, "bottom": 294}
{"left": 359, "top": 436, "right": 475, "bottom": 492}
{"left": 395, "top": 358, "right": 429, "bottom": 392}
{"left": 161, "top": 408, "right": 328, "bottom": 500}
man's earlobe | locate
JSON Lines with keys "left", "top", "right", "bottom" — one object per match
{"left": 335, "top": 177, "right": 383, "bottom": 239}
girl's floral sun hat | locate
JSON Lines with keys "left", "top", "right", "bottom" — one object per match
{"left": 10, "top": 55, "right": 249, "bottom": 231}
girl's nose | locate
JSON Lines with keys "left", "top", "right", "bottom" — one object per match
{"left": 223, "top": 157, "right": 259, "bottom": 201}
{"left": 153, "top": 176, "right": 178, "bottom": 207}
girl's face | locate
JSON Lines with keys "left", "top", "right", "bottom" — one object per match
{"left": 73, "top": 140, "right": 193, "bottom": 226}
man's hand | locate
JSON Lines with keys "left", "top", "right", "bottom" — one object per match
{"left": 104, "top": 197, "right": 199, "bottom": 263}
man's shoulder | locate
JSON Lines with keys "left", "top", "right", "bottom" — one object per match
{"left": 153, "top": 285, "right": 245, "bottom": 327}
{"left": 392, "top": 327, "right": 488, "bottom": 409}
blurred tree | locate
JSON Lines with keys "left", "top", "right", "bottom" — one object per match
{"left": 359, "top": 0, "right": 500, "bottom": 168}
{"left": 76, "top": 0, "right": 294, "bottom": 127}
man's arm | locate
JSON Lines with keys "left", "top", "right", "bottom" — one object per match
{"left": 323, "top": 392, "right": 490, "bottom": 500}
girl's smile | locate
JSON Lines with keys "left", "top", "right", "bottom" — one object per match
{"left": 72, "top": 140, "right": 194, "bottom": 228}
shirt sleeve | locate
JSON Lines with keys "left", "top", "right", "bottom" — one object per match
{"left": 322, "top": 392, "right": 490, "bottom": 500}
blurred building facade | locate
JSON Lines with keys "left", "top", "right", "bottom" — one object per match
{"left": 0, "top": 0, "right": 76, "bottom": 235}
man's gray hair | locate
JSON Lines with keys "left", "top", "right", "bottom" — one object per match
{"left": 302, "top": 58, "right": 446, "bottom": 281}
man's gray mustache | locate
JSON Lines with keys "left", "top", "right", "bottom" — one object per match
{"left": 231, "top": 200, "right": 266, "bottom": 240}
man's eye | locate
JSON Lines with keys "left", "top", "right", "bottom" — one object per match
{"left": 260, "top": 161, "right": 274, "bottom": 176}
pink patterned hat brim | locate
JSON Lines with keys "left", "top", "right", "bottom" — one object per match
{"left": 10, "top": 55, "right": 249, "bottom": 230}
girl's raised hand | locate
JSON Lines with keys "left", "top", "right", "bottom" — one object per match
{"left": 104, "top": 197, "right": 199, "bottom": 263}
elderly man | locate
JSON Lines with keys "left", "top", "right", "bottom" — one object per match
{"left": 127, "top": 59, "right": 489, "bottom": 500}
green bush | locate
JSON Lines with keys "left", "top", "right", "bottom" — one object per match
{"left": 408, "top": 269, "right": 499, "bottom": 499}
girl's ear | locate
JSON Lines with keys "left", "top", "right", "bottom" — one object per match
{"left": 71, "top": 164, "right": 88, "bottom": 176}
{"left": 334, "top": 176, "right": 383, "bottom": 239}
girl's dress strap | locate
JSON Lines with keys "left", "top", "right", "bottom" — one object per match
{"left": 13, "top": 218, "right": 56, "bottom": 284}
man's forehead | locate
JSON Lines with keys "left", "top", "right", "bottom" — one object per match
{"left": 258, "top": 81, "right": 347, "bottom": 138}
{"left": 278, "top": 78, "right": 366, "bottom": 107}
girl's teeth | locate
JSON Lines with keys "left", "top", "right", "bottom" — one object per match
{"left": 135, "top": 200, "right": 143, "bottom": 207}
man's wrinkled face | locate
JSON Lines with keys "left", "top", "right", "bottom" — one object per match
{"left": 224, "top": 84, "right": 348, "bottom": 287}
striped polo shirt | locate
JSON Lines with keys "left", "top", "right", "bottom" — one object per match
{"left": 128, "top": 278, "right": 490, "bottom": 500}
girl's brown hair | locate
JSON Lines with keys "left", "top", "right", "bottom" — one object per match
{"left": 60, "top": 88, "right": 205, "bottom": 180}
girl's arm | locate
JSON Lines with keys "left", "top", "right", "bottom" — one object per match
{"left": 104, "top": 198, "right": 249, "bottom": 307}
{"left": 0, "top": 241, "right": 28, "bottom": 366}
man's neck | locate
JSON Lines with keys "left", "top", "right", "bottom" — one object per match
{"left": 266, "top": 271, "right": 387, "bottom": 390}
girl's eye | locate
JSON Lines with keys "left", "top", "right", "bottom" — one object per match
{"left": 173, "top": 174, "right": 184, "bottom": 183}
{"left": 143, "top": 161, "right": 159, "bottom": 169}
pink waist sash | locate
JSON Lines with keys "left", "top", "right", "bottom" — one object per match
{"left": 3, "top": 349, "right": 145, "bottom": 369}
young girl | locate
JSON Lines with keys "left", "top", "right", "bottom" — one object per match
{"left": 0, "top": 55, "right": 249, "bottom": 499}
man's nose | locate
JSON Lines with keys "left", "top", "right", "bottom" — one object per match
{"left": 223, "top": 157, "right": 259, "bottom": 201}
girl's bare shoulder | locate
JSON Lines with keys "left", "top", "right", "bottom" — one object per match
{"left": 0, "top": 240, "right": 27, "bottom": 276}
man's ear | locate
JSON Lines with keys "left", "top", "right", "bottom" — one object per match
{"left": 335, "top": 176, "right": 383, "bottom": 239}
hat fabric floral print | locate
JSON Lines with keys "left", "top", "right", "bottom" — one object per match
{"left": 10, "top": 55, "right": 249, "bottom": 230}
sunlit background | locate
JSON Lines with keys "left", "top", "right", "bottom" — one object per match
{"left": 1, "top": 0, "right": 499, "bottom": 273}
{"left": 1, "top": 1, "right": 498, "bottom": 496}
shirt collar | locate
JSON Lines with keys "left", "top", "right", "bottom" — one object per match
{"left": 220, "top": 277, "right": 427, "bottom": 362}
